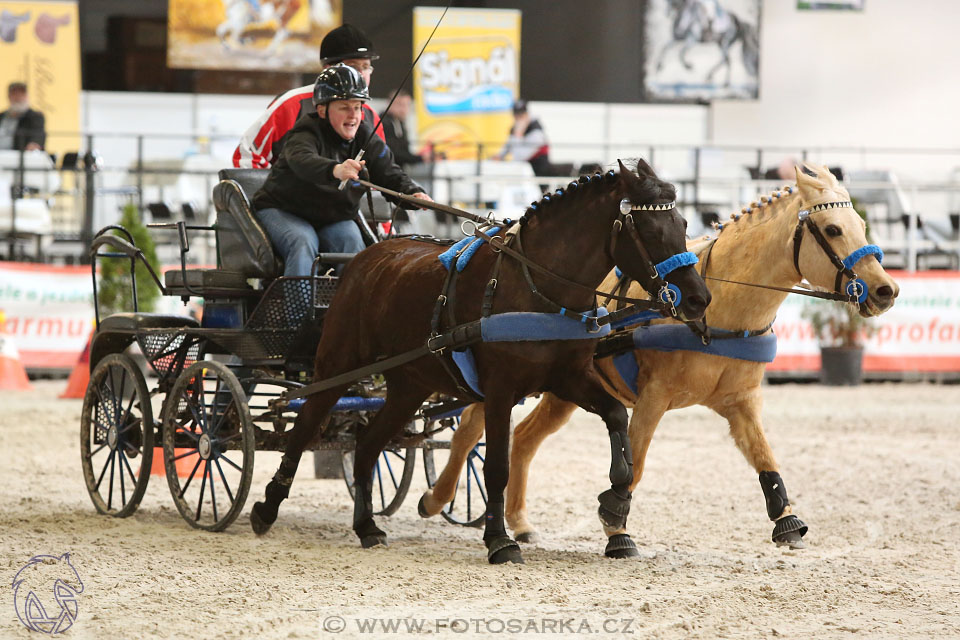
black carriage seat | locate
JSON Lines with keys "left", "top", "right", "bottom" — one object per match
{"left": 99, "top": 313, "right": 199, "bottom": 333}
{"left": 213, "top": 168, "right": 283, "bottom": 279}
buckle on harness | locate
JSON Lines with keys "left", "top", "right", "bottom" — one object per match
{"left": 436, "top": 294, "right": 447, "bottom": 306}
{"left": 427, "top": 333, "right": 446, "bottom": 354}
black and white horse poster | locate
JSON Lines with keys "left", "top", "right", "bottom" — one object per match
{"left": 644, "top": 0, "right": 761, "bottom": 101}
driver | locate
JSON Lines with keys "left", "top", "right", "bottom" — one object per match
{"left": 252, "top": 65, "right": 432, "bottom": 277}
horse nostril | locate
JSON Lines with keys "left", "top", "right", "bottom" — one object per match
{"left": 875, "top": 285, "right": 894, "bottom": 299}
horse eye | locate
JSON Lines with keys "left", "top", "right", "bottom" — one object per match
{"left": 825, "top": 224, "right": 842, "bottom": 237}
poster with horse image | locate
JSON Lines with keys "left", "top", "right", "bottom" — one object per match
{"left": 644, "top": 0, "right": 760, "bottom": 101}
{"left": 167, "top": 0, "right": 340, "bottom": 71}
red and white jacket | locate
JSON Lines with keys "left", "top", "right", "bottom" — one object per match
{"left": 232, "top": 84, "right": 384, "bottom": 169}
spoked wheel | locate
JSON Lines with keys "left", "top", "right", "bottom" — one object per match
{"left": 341, "top": 445, "right": 416, "bottom": 517}
{"left": 80, "top": 353, "right": 153, "bottom": 517}
{"left": 422, "top": 417, "right": 488, "bottom": 528}
{"left": 162, "top": 360, "right": 254, "bottom": 531}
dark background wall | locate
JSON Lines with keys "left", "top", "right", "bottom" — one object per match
{"left": 78, "top": 0, "right": 648, "bottom": 102}
{"left": 344, "top": 0, "right": 646, "bottom": 102}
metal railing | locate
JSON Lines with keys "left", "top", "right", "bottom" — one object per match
{"left": 3, "top": 132, "right": 959, "bottom": 271}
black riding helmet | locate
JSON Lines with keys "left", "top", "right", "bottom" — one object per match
{"left": 319, "top": 24, "right": 379, "bottom": 65}
{"left": 312, "top": 64, "right": 370, "bottom": 106}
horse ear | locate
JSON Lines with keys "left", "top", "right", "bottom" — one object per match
{"left": 635, "top": 157, "right": 655, "bottom": 177}
{"left": 795, "top": 165, "right": 823, "bottom": 199}
{"left": 617, "top": 159, "right": 640, "bottom": 187}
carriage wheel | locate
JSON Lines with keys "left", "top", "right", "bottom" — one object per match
{"left": 80, "top": 353, "right": 154, "bottom": 518}
{"left": 162, "top": 361, "right": 255, "bottom": 531}
{"left": 422, "top": 418, "right": 487, "bottom": 528}
{"left": 341, "top": 445, "right": 416, "bottom": 517}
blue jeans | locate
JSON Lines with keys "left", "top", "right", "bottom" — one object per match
{"left": 255, "top": 208, "right": 366, "bottom": 276}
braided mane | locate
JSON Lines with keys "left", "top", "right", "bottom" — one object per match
{"left": 519, "top": 169, "right": 620, "bottom": 226}
{"left": 709, "top": 184, "right": 798, "bottom": 234}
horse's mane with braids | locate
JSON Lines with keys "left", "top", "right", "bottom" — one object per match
{"left": 519, "top": 161, "right": 675, "bottom": 226}
{"left": 519, "top": 169, "right": 620, "bottom": 226}
{"left": 709, "top": 184, "right": 799, "bottom": 234}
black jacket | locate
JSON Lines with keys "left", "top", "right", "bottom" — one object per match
{"left": 381, "top": 113, "right": 422, "bottom": 167}
{"left": 253, "top": 112, "right": 424, "bottom": 226}
{"left": 0, "top": 108, "right": 46, "bottom": 151}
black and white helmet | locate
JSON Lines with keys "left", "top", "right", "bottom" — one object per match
{"left": 312, "top": 64, "right": 370, "bottom": 107}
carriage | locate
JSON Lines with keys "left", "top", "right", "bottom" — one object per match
{"left": 79, "top": 169, "right": 489, "bottom": 532}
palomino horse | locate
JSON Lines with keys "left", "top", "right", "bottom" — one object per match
{"left": 422, "top": 165, "right": 898, "bottom": 553}
{"left": 249, "top": 160, "right": 710, "bottom": 564}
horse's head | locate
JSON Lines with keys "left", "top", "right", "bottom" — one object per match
{"left": 614, "top": 158, "right": 711, "bottom": 321}
{"left": 794, "top": 165, "right": 899, "bottom": 317}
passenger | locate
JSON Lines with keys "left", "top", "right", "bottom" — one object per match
{"left": 252, "top": 65, "right": 432, "bottom": 277}
{"left": 233, "top": 23, "right": 384, "bottom": 169}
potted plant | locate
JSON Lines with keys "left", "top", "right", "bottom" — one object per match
{"left": 802, "top": 300, "right": 877, "bottom": 385}
{"left": 97, "top": 202, "right": 160, "bottom": 316}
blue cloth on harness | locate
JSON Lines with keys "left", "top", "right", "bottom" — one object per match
{"left": 449, "top": 308, "right": 613, "bottom": 398}
{"left": 611, "top": 324, "right": 778, "bottom": 394}
{"left": 480, "top": 307, "right": 611, "bottom": 341}
{"left": 288, "top": 396, "right": 386, "bottom": 413}
{"left": 438, "top": 227, "right": 501, "bottom": 272}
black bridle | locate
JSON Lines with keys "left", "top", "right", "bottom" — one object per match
{"left": 792, "top": 200, "right": 884, "bottom": 305}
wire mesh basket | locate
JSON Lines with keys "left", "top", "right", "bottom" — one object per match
{"left": 137, "top": 331, "right": 199, "bottom": 378}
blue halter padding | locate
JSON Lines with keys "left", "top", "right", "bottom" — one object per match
{"left": 654, "top": 251, "right": 698, "bottom": 278}
{"left": 288, "top": 396, "right": 386, "bottom": 413}
{"left": 842, "top": 244, "right": 883, "bottom": 270}
{"left": 612, "top": 325, "right": 778, "bottom": 393}
{"left": 480, "top": 308, "right": 611, "bottom": 342}
{"left": 438, "top": 226, "right": 501, "bottom": 272}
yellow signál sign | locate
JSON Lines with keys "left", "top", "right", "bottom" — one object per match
{"left": 413, "top": 7, "right": 520, "bottom": 161}
{"left": 0, "top": 0, "right": 80, "bottom": 157}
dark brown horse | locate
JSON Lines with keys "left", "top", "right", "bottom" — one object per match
{"left": 249, "top": 159, "right": 711, "bottom": 564}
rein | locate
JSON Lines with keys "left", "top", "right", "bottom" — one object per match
{"left": 357, "top": 178, "right": 698, "bottom": 322}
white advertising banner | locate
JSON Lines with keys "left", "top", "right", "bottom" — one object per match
{"left": 0, "top": 263, "right": 94, "bottom": 370}
{"left": 769, "top": 271, "right": 960, "bottom": 373}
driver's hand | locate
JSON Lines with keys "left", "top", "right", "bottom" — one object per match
{"left": 333, "top": 158, "right": 365, "bottom": 181}
{"left": 411, "top": 192, "right": 433, "bottom": 209}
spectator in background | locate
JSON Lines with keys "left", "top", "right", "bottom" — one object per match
{"left": 0, "top": 82, "right": 45, "bottom": 151}
{"left": 380, "top": 90, "right": 425, "bottom": 168}
{"left": 495, "top": 99, "right": 551, "bottom": 177}
{"left": 233, "top": 24, "right": 384, "bottom": 168}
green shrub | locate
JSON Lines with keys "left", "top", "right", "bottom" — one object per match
{"left": 97, "top": 203, "right": 160, "bottom": 315}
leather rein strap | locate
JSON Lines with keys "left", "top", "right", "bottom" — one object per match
{"left": 359, "top": 178, "right": 673, "bottom": 316}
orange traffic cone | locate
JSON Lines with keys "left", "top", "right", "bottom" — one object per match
{"left": 0, "top": 332, "right": 33, "bottom": 392}
{"left": 150, "top": 447, "right": 199, "bottom": 478}
{"left": 60, "top": 330, "right": 93, "bottom": 399}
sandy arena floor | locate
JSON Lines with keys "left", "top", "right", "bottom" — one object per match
{"left": 1, "top": 380, "right": 958, "bottom": 638}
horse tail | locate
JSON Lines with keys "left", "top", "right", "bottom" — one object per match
{"left": 737, "top": 17, "right": 760, "bottom": 76}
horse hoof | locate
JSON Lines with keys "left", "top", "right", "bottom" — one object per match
{"left": 604, "top": 533, "right": 640, "bottom": 559}
{"left": 360, "top": 534, "right": 388, "bottom": 549}
{"left": 775, "top": 531, "right": 805, "bottom": 549}
{"left": 515, "top": 531, "right": 540, "bottom": 544}
{"left": 772, "top": 515, "right": 808, "bottom": 549}
{"left": 487, "top": 537, "right": 524, "bottom": 564}
{"left": 250, "top": 502, "right": 274, "bottom": 536}
{"left": 417, "top": 494, "right": 433, "bottom": 519}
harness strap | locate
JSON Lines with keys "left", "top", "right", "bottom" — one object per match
{"left": 473, "top": 227, "right": 666, "bottom": 311}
